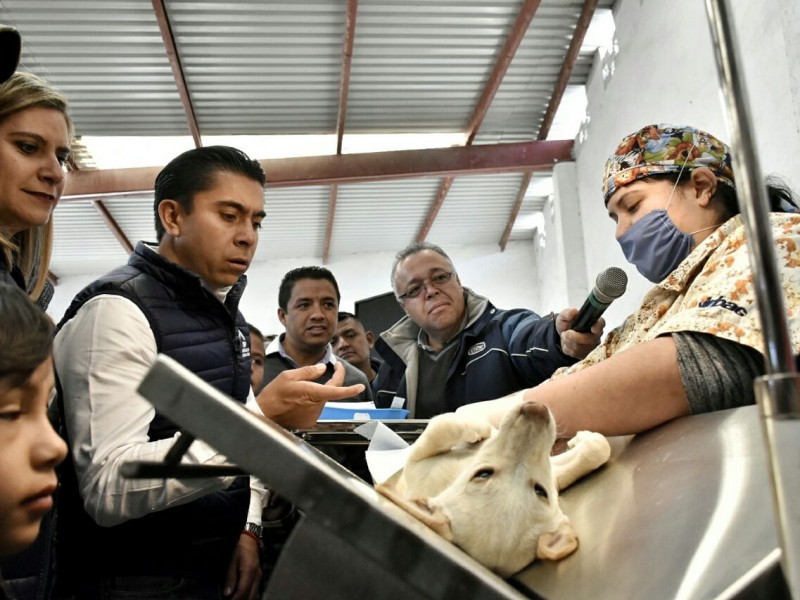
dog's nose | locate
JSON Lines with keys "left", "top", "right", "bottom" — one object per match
{"left": 520, "top": 401, "right": 550, "bottom": 421}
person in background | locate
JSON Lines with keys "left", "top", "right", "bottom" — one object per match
{"left": 266, "top": 270, "right": 372, "bottom": 481}
{"left": 0, "top": 24, "right": 20, "bottom": 82}
{"left": 262, "top": 266, "right": 372, "bottom": 403}
{"left": 332, "top": 312, "right": 382, "bottom": 391}
{"left": 53, "top": 146, "right": 364, "bottom": 600}
{"left": 374, "top": 242, "right": 603, "bottom": 418}
{"left": 460, "top": 123, "right": 800, "bottom": 438}
{"left": 247, "top": 322, "right": 266, "bottom": 393}
{"left": 0, "top": 59, "right": 72, "bottom": 311}
{"left": 0, "top": 284, "right": 68, "bottom": 600}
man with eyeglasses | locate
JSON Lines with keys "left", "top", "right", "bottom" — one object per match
{"left": 373, "top": 242, "right": 603, "bottom": 418}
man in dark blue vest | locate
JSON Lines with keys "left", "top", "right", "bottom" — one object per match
{"left": 52, "top": 146, "right": 364, "bottom": 600}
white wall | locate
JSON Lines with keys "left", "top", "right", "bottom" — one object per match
{"left": 540, "top": 0, "right": 800, "bottom": 330}
{"left": 47, "top": 240, "right": 542, "bottom": 335}
{"left": 532, "top": 162, "right": 591, "bottom": 312}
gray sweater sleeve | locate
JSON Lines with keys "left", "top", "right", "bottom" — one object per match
{"left": 674, "top": 331, "right": 765, "bottom": 414}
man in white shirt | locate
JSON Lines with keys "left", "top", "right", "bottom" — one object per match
{"left": 53, "top": 146, "right": 364, "bottom": 600}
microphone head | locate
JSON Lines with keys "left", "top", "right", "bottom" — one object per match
{"left": 594, "top": 267, "right": 628, "bottom": 304}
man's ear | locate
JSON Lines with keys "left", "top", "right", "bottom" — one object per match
{"left": 158, "top": 199, "right": 183, "bottom": 238}
{"left": 277, "top": 307, "right": 287, "bottom": 326}
{"left": 690, "top": 167, "right": 718, "bottom": 207}
{"left": 365, "top": 330, "right": 375, "bottom": 347}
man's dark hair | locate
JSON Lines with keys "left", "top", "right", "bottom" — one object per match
{"left": 247, "top": 322, "right": 264, "bottom": 340}
{"left": 390, "top": 241, "right": 453, "bottom": 290}
{"left": 153, "top": 145, "right": 266, "bottom": 241}
{"left": 278, "top": 266, "right": 341, "bottom": 311}
{"left": 0, "top": 284, "right": 54, "bottom": 389}
{"left": 337, "top": 311, "right": 357, "bottom": 322}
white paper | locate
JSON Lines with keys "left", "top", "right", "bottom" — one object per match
{"left": 361, "top": 421, "right": 411, "bottom": 484}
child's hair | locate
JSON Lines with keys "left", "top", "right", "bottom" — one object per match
{"left": 0, "top": 284, "right": 54, "bottom": 389}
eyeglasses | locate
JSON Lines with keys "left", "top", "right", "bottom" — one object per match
{"left": 397, "top": 271, "right": 455, "bottom": 301}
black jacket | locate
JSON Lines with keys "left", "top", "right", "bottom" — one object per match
{"left": 374, "top": 289, "right": 576, "bottom": 416}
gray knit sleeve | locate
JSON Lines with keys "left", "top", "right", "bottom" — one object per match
{"left": 674, "top": 332, "right": 765, "bottom": 414}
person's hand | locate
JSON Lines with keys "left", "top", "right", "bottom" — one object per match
{"left": 224, "top": 533, "right": 262, "bottom": 600}
{"left": 256, "top": 362, "right": 365, "bottom": 429}
{"left": 555, "top": 307, "right": 604, "bottom": 360}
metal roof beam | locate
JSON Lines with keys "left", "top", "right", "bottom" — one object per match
{"left": 152, "top": 0, "right": 202, "bottom": 148}
{"left": 418, "top": 0, "right": 541, "bottom": 244}
{"left": 323, "top": 185, "right": 338, "bottom": 264}
{"left": 92, "top": 200, "right": 134, "bottom": 254}
{"left": 497, "top": 0, "right": 598, "bottom": 247}
{"left": 537, "top": 0, "right": 599, "bottom": 140}
{"left": 466, "top": 0, "right": 543, "bottom": 145}
{"left": 336, "top": 0, "right": 358, "bottom": 155}
{"left": 499, "top": 172, "right": 532, "bottom": 251}
{"left": 326, "top": 0, "right": 359, "bottom": 262}
{"left": 62, "top": 140, "right": 573, "bottom": 198}
{"left": 416, "top": 177, "right": 454, "bottom": 242}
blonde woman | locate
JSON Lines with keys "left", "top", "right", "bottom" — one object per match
{"left": 0, "top": 70, "right": 73, "bottom": 309}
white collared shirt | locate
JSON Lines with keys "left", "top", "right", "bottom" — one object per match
{"left": 269, "top": 334, "right": 339, "bottom": 368}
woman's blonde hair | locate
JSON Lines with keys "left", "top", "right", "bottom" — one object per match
{"left": 0, "top": 71, "right": 73, "bottom": 301}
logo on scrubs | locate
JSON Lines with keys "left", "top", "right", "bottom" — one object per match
{"left": 698, "top": 295, "right": 748, "bottom": 317}
{"left": 468, "top": 342, "right": 486, "bottom": 356}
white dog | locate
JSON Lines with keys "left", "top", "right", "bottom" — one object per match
{"left": 375, "top": 399, "right": 610, "bottom": 577}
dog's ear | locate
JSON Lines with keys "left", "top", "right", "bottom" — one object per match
{"left": 375, "top": 483, "right": 453, "bottom": 540}
{"left": 407, "top": 497, "right": 453, "bottom": 540}
{"left": 536, "top": 521, "right": 578, "bottom": 560}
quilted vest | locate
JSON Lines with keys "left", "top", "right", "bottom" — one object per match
{"left": 54, "top": 242, "right": 252, "bottom": 588}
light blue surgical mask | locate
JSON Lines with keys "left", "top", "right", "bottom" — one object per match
{"left": 618, "top": 209, "right": 695, "bottom": 283}
{"left": 617, "top": 170, "right": 719, "bottom": 283}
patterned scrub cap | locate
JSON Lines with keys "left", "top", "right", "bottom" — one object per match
{"left": 602, "top": 124, "right": 736, "bottom": 202}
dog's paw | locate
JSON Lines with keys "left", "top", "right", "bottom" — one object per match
{"left": 567, "top": 430, "right": 600, "bottom": 448}
{"left": 459, "top": 418, "right": 494, "bottom": 444}
{"left": 568, "top": 431, "right": 611, "bottom": 465}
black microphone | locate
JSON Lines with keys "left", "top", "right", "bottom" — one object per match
{"left": 35, "top": 280, "right": 55, "bottom": 312}
{"left": 571, "top": 267, "right": 628, "bottom": 333}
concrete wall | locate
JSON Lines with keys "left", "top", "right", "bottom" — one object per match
{"left": 532, "top": 161, "right": 590, "bottom": 312}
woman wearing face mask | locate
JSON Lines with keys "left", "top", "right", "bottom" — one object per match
{"left": 458, "top": 124, "right": 800, "bottom": 438}
{"left": 0, "top": 69, "right": 73, "bottom": 310}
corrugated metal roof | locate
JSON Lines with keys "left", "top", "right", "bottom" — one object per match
{"left": 0, "top": 0, "right": 615, "bottom": 278}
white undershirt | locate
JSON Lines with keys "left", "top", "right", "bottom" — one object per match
{"left": 53, "top": 294, "right": 266, "bottom": 527}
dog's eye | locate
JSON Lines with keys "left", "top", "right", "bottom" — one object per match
{"left": 472, "top": 468, "right": 494, "bottom": 480}
{"left": 534, "top": 483, "right": 548, "bottom": 499}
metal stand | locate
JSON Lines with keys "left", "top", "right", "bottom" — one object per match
{"left": 134, "top": 354, "right": 526, "bottom": 600}
{"left": 704, "top": 1, "right": 800, "bottom": 596}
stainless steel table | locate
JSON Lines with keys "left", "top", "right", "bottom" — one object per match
{"left": 516, "top": 405, "right": 787, "bottom": 599}
{"left": 135, "top": 355, "right": 789, "bottom": 599}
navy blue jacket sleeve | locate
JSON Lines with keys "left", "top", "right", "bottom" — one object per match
{"left": 502, "top": 310, "right": 578, "bottom": 387}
